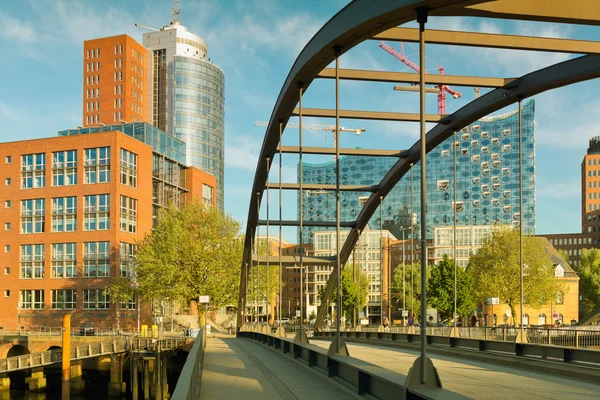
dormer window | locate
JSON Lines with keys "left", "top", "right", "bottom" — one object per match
{"left": 503, "top": 205, "right": 512, "bottom": 213}
{"left": 492, "top": 199, "right": 500, "bottom": 206}
{"left": 491, "top": 176, "right": 500, "bottom": 183}
{"left": 461, "top": 127, "right": 469, "bottom": 133}
{"left": 482, "top": 184, "right": 489, "bottom": 191}
{"left": 481, "top": 131, "right": 489, "bottom": 138}
{"left": 462, "top": 133, "right": 470, "bottom": 140}
{"left": 503, "top": 144, "right": 512, "bottom": 152}
{"left": 491, "top": 153, "right": 499, "bottom": 161}
{"left": 481, "top": 162, "right": 489, "bottom": 169}
{"left": 481, "top": 146, "right": 489, "bottom": 153}
{"left": 482, "top": 191, "right": 490, "bottom": 199}
{"left": 554, "top": 265, "right": 565, "bottom": 277}
{"left": 492, "top": 138, "right": 500, "bottom": 145}
{"left": 461, "top": 148, "right": 469, "bottom": 155}
{"left": 472, "top": 125, "right": 480, "bottom": 132}
{"left": 472, "top": 155, "right": 480, "bottom": 162}
{"left": 472, "top": 177, "right": 480, "bottom": 184}
{"left": 482, "top": 169, "right": 490, "bottom": 176}
{"left": 471, "top": 140, "right": 479, "bottom": 148}
{"left": 503, "top": 190, "right": 511, "bottom": 198}
{"left": 502, "top": 129, "right": 511, "bottom": 136}
{"left": 493, "top": 183, "right": 501, "bottom": 191}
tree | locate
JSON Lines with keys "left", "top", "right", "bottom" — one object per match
{"left": 391, "top": 262, "right": 428, "bottom": 321}
{"left": 318, "top": 266, "right": 368, "bottom": 326}
{"left": 133, "top": 201, "right": 243, "bottom": 308}
{"left": 428, "top": 255, "right": 477, "bottom": 321}
{"left": 468, "top": 227, "right": 563, "bottom": 324}
{"left": 578, "top": 249, "right": 600, "bottom": 316}
{"left": 105, "top": 276, "right": 137, "bottom": 330}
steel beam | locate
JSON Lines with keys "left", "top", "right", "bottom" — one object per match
{"left": 257, "top": 219, "right": 356, "bottom": 228}
{"left": 318, "top": 68, "right": 514, "bottom": 87}
{"left": 374, "top": 27, "right": 600, "bottom": 54}
{"left": 292, "top": 108, "right": 442, "bottom": 122}
{"left": 394, "top": 86, "right": 439, "bottom": 93}
{"left": 278, "top": 146, "right": 407, "bottom": 157}
{"left": 266, "top": 183, "right": 379, "bottom": 192}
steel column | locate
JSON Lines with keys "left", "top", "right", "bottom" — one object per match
{"left": 266, "top": 157, "right": 270, "bottom": 325}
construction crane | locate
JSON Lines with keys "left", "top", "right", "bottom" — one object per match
{"left": 379, "top": 41, "right": 462, "bottom": 115}
{"left": 254, "top": 121, "right": 365, "bottom": 138}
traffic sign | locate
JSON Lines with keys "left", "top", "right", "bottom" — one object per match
{"left": 199, "top": 295, "right": 210, "bottom": 304}
{"left": 402, "top": 310, "right": 409, "bottom": 317}
{"left": 486, "top": 297, "right": 499, "bottom": 305}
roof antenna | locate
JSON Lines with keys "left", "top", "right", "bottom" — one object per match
{"left": 172, "top": 0, "right": 181, "bottom": 24}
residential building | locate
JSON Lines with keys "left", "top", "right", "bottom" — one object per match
{"left": 481, "top": 238, "right": 579, "bottom": 326}
{"left": 0, "top": 127, "right": 215, "bottom": 331}
{"left": 299, "top": 100, "right": 536, "bottom": 244}
{"left": 142, "top": 19, "right": 225, "bottom": 212}
{"left": 82, "top": 35, "right": 150, "bottom": 127}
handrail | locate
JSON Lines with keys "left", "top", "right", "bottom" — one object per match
{"left": 0, "top": 337, "right": 187, "bottom": 374}
{"left": 172, "top": 327, "right": 206, "bottom": 400}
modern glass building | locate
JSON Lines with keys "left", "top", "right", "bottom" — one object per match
{"left": 142, "top": 21, "right": 225, "bottom": 212}
{"left": 299, "top": 100, "right": 536, "bottom": 244}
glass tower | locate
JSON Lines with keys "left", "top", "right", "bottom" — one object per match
{"left": 143, "top": 21, "right": 225, "bottom": 212}
{"left": 299, "top": 100, "right": 536, "bottom": 244}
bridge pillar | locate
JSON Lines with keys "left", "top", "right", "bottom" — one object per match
{"left": 70, "top": 362, "right": 85, "bottom": 394}
{"left": 25, "top": 368, "right": 47, "bottom": 391}
{"left": 162, "top": 356, "right": 169, "bottom": 399}
{"left": 132, "top": 357, "right": 139, "bottom": 400}
{"left": 0, "top": 376, "right": 10, "bottom": 391}
{"left": 108, "top": 354, "right": 126, "bottom": 396}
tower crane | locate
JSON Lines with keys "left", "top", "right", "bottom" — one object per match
{"left": 254, "top": 121, "right": 365, "bottom": 138}
{"left": 379, "top": 41, "right": 462, "bottom": 115}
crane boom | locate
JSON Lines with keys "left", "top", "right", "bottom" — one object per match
{"left": 379, "top": 42, "right": 420, "bottom": 73}
{"left": 254, "top": 121, "right": 365, "bottom": 136}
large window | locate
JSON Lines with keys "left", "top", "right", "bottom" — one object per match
{"left": 120, "top": 149, "right": 137, "bottom": 188}
{"left": 52, "top": 289, "right": 76, "bottom": 309}
{"left": 52, "top": 197, "right": 77, "bottom": 232}
{"left": 120, "top": 242, "right": 136, "bottom": 278}
{"left": 83, "top": 289, "right": 110, "bottom": 310}
{"left": 20, "top": 244, "right": 44, "bottom": 279}
{"left": 120, "top": 297, "right": 137, "bottom": 310}
{"left": 120, "top": 196, "right": 137, "bottom": 233}
{"left": 52, "top": 243, "right": 76, "bottom": 278}
{"left": 21, "top": 199, "right": 45, "bottom": 234}
{"left": 202, "top": 184, "right": 213, "bottom": 207}
{"left": 22, "top": 153, "right": 46, "bottom": 189}
{"left": 84, "top": 147, "right": 110, "bottom": 184}
{"left": 52, "top": 150, "right": 77, "bottom": 186}
{"left": 84, "top": 194, "right": 110, "bottom": 230}
{"left": 20, "top": 290, "right": 44, "bottom": 309}
{"left": 84, "top": 241, "right": 110, "bottom": 278}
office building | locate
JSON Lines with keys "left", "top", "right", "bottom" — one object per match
{"left": 299, "top": 100, "right": 536, "bottom": 244}
{"left": 142, "top": 19, "right": 225, "bottom": 212}
{"left": 83, "top": 35, "right": 150, "bottom": 127}
{"left": 0, "top": 127, "right": 215, "bottom": 331}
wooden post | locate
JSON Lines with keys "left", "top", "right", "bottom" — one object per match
{"left": 62, "top": 314, "right": 71, "bottom": 400}
{"left": 132, "top": 357, "right": 139, "bottom": 400}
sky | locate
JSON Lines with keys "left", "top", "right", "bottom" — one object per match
{"left": 0, "top": 0, "right": 599, "bottom": 243}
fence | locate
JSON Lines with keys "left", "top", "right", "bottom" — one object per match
{"left": 172, "top": 327, "right": 206, "bottom": 400}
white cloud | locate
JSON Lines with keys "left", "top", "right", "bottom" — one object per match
{"left": 536, "top": 180, "right": 580, "bottom": 200}
{"left": 0, "top": 10, "right": 37, "bottom": 43}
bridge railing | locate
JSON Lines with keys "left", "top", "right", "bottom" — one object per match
{"left": 328, "top": 326, "right": 600, "bottom": 349}
{"left": 172, "top": 327, "right": 206, "bottom": 400}
{"left": 0, "top": 337, "right": 188, "bottom": 374}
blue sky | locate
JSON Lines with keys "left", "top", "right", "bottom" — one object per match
{"left": 0, "top": 1, "right": 598, "bottom": 242}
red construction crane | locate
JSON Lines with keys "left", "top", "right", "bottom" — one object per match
{"left": 379, "top": 41, "right": 462, "bottom": 115}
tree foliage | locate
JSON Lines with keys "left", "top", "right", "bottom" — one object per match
{"left": 578, "top": 248, "right": 600, "bottom": 316}
{"left": 428, "top": 255, "right": 477, "bottom": 321}
{"left": 391, "top": 262, "right": 428, "bottom": 320}
{"left": 468, "top": 227, "right": 563, "bottom": 323}
{"left": 318, "top": 266, "right": 368, "bottom": 324}
{"left": 106, "top": 276, "right": 137, "bottom": 330}
{"left": 133, "top": 202, "right": 243, "bottom": 308}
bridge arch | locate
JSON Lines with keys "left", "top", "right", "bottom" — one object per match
{"left": 7, "top": 345, "right": 30, "bottom": 358}
{"left": 237, "top": 0, "right": 600, "bottom": 329}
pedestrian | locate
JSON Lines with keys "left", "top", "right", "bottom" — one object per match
{"left": 383, "top": 318, "right": 390, "bottom": 332}
{"left": 408, "top": 314, "right": 415, "bottom": 327}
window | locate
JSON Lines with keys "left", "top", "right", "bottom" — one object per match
{"left": 5, "top": 223, "right": 10, "bottom": 230}
{"left": 21, "top": 199, "right": 45, "bottom": 234}
{"left": 52, "top": 289, "right": 76, "bottom": 309}
{"left": 84, "top": 194, "right": 110, "bottom": 231}
{"left": 6, "top": 156, "right": 11, "bottom": 163}
{"left": 21, "top": 244, "right": 44, "bottom": 279}
{"left": 4, "top": 290, "right": 9, "bottom": 297}
{"left": 52, "top": 243, "right": 76, "bottom": 278}
{"left": 5, "top": 178, "right": 10, "bottom": 186}
{"left": 121, "top": 149, "right": 137, "bottom": 187}
{"left": 4, "top": 245, "right": 9, "bottom": 252}
{"left": 120, "top": 196, "right": 137, "bottom": 233}
{"left": 119, "top": 44, "right": 123, "bottom": 54}
{"left": 22, "top": 153, "right": 46, "bottom": 188}
{"left": 4, "top": 267, "right": 9, "bottom": 275}
{"left": 52, "top": 150, "right": 77, "bottom": 186}
{"left": 20, "top": 290, "right": 44, "bottom": 309}
{"left": 84, "top": 147, "right": 110, "bottom": 184}
{"left": 202, "top": 184, "right": 213, "bottom": 206}
{"left": 83, "top": 289, "right": 110, "bottom": 310}
{"left": 52, "top": 197, "right": 77, "bottom": 232}
{"left": 120, "top": 242, "right": 136, "bottom": 278}
{"left": 120, "top": 297, "right": 137, "bottom": 310}
{"left": 84, "top": 242, "right": 110, "bottom": 278}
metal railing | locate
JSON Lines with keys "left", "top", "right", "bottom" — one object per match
{"left": 0, "top": 337, "right": 187, "bottom": 374}
{"left": 172, "top": 327, "right": 206, "bottom": 400}
{"left": 334, "top": 326, "right": 600, "bottom": 349}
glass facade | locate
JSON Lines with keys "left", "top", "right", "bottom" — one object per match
{"left": 299, "top": 100, "right": 536, "bottom": 243}
{"left": 173, "top": 56, "right": 225, "bottom": 212}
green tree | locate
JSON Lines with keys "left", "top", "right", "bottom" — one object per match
{"left": 578, "top": 249, "right": 600, "bottom": 316}
{"left": 106, "top": 276, "right": 137, "bottom": 330}
{"left": 133, "top": 201, "right": 243, "bottom": 308}
{"left": 246, "top": 264, "right": 280, "bottom": 321}
{"left": 391, "top": 263, "right": 428, "bottom": 321}
{"left": 558, "top": 249, "right": 570, "bottom": 264}
{"left": 428, "top": 255, "right": 477, "bottom": 321}
{"left": 468, "top": 227, "right": 563, "bottom": 324}
{"left": 318, "top": 266, "right": 368, "bottom": 325}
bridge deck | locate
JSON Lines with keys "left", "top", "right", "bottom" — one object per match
{"left": 310, "top": 339, "right": 600, "bottom": 399}
{"left": 200, "top": 334, "right": 356, "bottom": 399}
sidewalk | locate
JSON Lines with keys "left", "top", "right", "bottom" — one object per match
{"left": 199, "top": 334, "right": 357, "bottom": 400}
